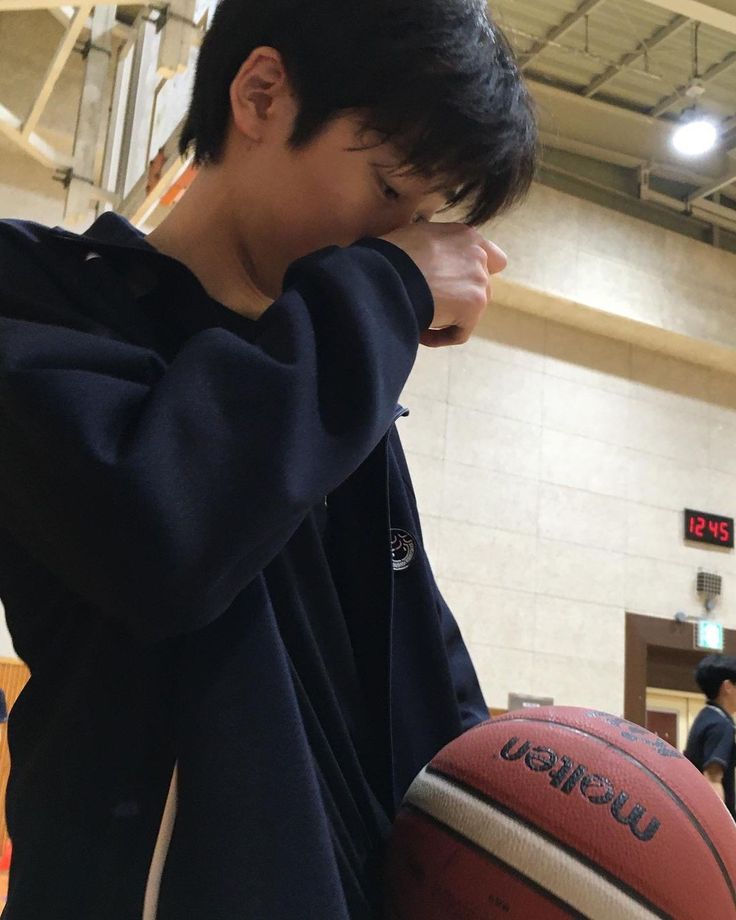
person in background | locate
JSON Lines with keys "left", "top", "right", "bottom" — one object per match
{"left": 685, "top": 654, "right": 736, "bottom": 819}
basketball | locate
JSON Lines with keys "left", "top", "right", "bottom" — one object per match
{"left": 386, "top": 706, "right": 736, "bottom": 919}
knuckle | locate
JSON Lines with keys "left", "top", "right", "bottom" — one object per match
{"left": 471, "top": 242, "right": 488, "bottom": 267}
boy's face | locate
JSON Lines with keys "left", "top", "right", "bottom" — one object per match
{"left": 224, "top": 51, "right": 453, "bottom": 297}
{"left": 723, "top": 678, "right": 736, "bottom": 714}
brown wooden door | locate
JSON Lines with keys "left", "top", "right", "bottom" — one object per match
{"left": 646, "top": 709, "right": 679, "bottom": 750}
{"left": 0, "top": 659, "right": 30, "bottom": 854}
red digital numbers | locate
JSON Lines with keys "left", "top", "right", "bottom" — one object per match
{"left": 685, "top": 510, "right": 734, "bottom": 548}
{"left": 687, "top": 514, "right": 707, "bottom": 538}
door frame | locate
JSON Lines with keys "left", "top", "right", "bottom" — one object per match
{"left": 646, "top": 687, "right": 706, "bottom": 752}
{"left": 625, "top": 612, "right": 736, "bottom": 726}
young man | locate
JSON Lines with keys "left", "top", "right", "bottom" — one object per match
{"left": 685, "top": 655, "right": 736, "bottom": 820}
{"left": 0, "top": 1, "right": 536, "bottom": 916}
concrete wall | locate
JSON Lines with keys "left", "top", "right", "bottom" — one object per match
{"left": 487, "top": 183, "right": 736, "bottom": 371}
{"left": 401, "top": 184, "right": 736, "bottom": 716}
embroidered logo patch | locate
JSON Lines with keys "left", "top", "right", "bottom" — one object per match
{"left": 391, "top": 529, "right": 416, "bottom": 572}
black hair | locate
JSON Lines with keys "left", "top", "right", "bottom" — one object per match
{"left": 180, "top": 0, "right": 537, "bottom": 224}
{"left": 695, "top": 654, "right": 736, "bottom": 701}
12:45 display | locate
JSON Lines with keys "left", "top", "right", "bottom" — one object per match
{"left": 684, "top": 509, "right": 734, "bottom": 548}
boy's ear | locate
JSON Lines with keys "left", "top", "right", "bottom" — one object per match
{"left": 229, "top": 47, "right": 291, "bottom": 143}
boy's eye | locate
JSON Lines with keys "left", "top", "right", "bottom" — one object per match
{"left": 381, "top": 181, "right": 400, "bottom": 202}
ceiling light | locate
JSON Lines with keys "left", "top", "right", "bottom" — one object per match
{"left": 672, "top": 115, "right": 718, "bottom": 157}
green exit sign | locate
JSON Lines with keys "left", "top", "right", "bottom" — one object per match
{"left": 695, "top": 621, "right": 724, "bottom": 652}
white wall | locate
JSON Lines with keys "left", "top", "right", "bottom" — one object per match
{"left": 490, "top": 183, "right": 736, "bottom": 357}
{"left": 401, "top": 298, "right": 736, "bottom": 717}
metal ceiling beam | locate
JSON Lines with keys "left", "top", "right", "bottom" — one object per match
{"left": 640, "top": 0, "right": 736, "bottom": 37}
{"left": 583, "top": 15, "right": 690, "bottom": 97}
{"left": 649, "top": 50, "right": 736, "bottom": 115}
{"left": 21, "top": 3, "right": 93, "bottom": 140}
{"left": 538, "top": 128, "right": 736, "bottom": 198}
{"left": 687, "top": 160, "right": 736, "bottom": 199}
{"left": 529, "top": 78, "right": 736, "bottom": 189}
{"left": 642, "top": 181, "right": 736, "bottom": 233}
{"left": 540, "top": 131, "right": 736, "bottom": 200}
{"left": 520, "top": 0, "right": 608, "bottom": 71}
{"left": 0, "top": 103, "right": 71, "bottom": 169}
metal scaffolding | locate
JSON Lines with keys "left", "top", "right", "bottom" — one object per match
{"left": 0, "top": 0, "right": 210, "bottom": 223}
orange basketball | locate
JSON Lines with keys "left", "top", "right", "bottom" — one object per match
{"left": 386, "top": 706, "right": 736, "bottom": 919}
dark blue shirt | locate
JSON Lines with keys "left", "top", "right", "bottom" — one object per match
{"left": 0, "top": 214, "right": 487, "bottom": 919}
{"left": 685, "top": 703, "right": 736, "bottom": 819}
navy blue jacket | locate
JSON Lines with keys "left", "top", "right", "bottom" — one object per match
{"left": 0, "top": 213, "right": 487, "bottom": 919}
{"left": 685, "top": 703, "right": 736, "bottom": 819}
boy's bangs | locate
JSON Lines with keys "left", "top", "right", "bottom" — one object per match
{"left": 360, "top": 102, "right": 536, "bottom": 227}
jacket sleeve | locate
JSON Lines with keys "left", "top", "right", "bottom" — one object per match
{"left": 701, "top": 720, "right": 734, "bottom": 772}
{"left": 0, "top": 239, "right": 433, "bottom": 643}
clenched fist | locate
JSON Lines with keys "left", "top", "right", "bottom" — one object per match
{"left": 381, "top": 223, "right": 507, "bottom": 348}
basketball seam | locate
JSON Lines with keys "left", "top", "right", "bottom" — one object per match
{"left": 491, "top": 716, "right": 736, "bottom": 909}
{"left": 425, "top": 766, "right": 675, "bottom": 920}
{"left": 402, "top": 801, "right": 592, "bottom": 920}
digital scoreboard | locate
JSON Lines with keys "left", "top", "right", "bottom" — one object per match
{"left": 684, "top": 509, "right": 734, "bottom": 549}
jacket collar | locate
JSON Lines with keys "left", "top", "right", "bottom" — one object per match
{"left": 49, "top": 212, "right": 154, "bottom": 253}
{"left": 706, "top": 702, "right": 735, "bottom": 723}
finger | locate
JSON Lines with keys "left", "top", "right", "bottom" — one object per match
{"left": 477, "top": 238, "right": 508, "bottom": 275}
